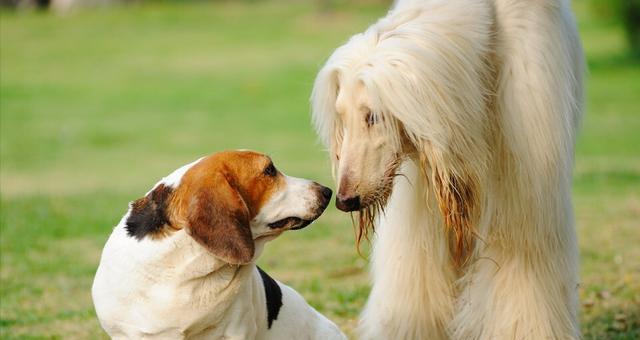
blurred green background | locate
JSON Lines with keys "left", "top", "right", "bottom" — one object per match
{"left": 0, "top": 0, "right": 638, "bottom": 338}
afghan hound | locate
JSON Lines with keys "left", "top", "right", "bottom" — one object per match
{"left": 311, "top": 0, "right": 584, "bottom": 339}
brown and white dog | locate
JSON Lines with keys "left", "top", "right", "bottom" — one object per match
{"left": 92, "top": 150, "right": 346, "bottom": 340}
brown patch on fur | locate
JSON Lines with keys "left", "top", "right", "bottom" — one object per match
{"left": 169, "top": 151, "right": 284, "bottom": 264}
{"left": 427, "top": 160, "right": 478, "bottom": 268}
{"left": 228, "top": 154, "right": 284, "bottom": 218}
{"left": 352, "top": 207, "right": 377, "bottom": 258}
{"left": 185, "top": 176, "right": 253, "bottom": 265}
{"left": 416, "top": 143, "right": 479, "bottom": 267}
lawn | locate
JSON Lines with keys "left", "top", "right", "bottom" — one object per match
{"left": 1, "top": 1, "right": 638, "bottom": 339}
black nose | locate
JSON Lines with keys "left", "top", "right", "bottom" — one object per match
{"left": 336, "top": 194, "right": 361, "bottom": 212}
{"left": 320, "top": 186, "right": 333, "bottom": 200}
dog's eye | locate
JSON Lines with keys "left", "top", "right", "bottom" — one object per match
{"left": 365, "top": 110, "right": 379, "bottom": 127}
{"left": 263, "top": 163, "right": 277, "bottom": 177}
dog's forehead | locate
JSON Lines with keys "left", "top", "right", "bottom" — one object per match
{"left": 235, "top": 150, "right": 271, "bottom": 164}
{"left": 219, "top": 150, "right": 272, "bottom": 178}
{"left": 336, "top": 77, "right": 370, "bottom": 113}
{"left": 160, "top": 151, "right": 271, "bottom": 189}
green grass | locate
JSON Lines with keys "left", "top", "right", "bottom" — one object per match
{"left": 1, "top": 1, "right": 638, "bottom": 338}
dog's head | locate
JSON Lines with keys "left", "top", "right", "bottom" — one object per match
{"left": 125, "top": 150, "right": 332, "bottom": 265}
{"left": 315, "top": 68, "right": 405, "bottom": 214}
{"left": 311, "top": 4, "right": 492, "bottom": 261}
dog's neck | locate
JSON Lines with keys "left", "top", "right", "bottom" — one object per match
{"left": 124, "top": 224, "right": 254, "bottom": 298}
{"left": 107, "top": 221, "right": 260, "bottom": 336}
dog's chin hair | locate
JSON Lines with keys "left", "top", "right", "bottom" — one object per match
{"left": 352, "top": 157, "right": 404, "bottom": 256}
{"left": 351, "top": 199, "right": 384, "bottom": 257}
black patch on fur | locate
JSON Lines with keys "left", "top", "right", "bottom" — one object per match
{"left": 125, "top": 184, "right": 173, "bottom": 240}
{"left": 257, "top": 266, "right": 282, "bottom": 329}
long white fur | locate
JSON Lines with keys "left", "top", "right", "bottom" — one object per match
{"left": 312, "top": 0, "right": 584, "bottom": 339}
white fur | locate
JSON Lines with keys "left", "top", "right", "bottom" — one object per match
{"left": 252, "top": 175, "right": 329, "bottom": 239}
{"left": 312, "top": 0, "right": 584, "bottom": 339}
{"left": 92, "top": 156, "right": 346, "bottom": 339}
{"left": 147, "top": 157, "right": 203, "bottom": 193}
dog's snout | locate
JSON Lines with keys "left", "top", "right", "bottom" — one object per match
{"left": 315, "top": 184, "right": 332, "bottom": 211}
{"left": 336, "top": 194, "right": 361, "bottom": 212}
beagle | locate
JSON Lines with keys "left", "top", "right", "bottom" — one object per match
{"left": 92, "top": 150, "right": 346, "bottom": 340}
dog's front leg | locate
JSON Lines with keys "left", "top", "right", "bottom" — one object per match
{"left": 359, "top": 161, "right": 456, "bottom": 340}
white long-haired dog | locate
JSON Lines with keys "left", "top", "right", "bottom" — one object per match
{"left": 311, "top": 0, "right": 584, "bottom": 339}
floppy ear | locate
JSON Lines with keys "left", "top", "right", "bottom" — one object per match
{"left": 126, "top": 184, "right": 174, "bottom": 240}
{"left": 420, "top": 146, "right": 479, "bottom": 267}
{"left": 187, "top": 174, "right": 254, "bottom": 265}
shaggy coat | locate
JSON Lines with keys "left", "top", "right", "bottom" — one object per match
{"left": 311, "top": 0, "right": 584, "bottom": 339}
